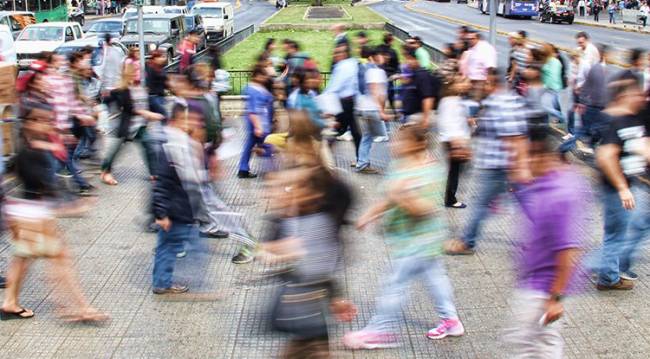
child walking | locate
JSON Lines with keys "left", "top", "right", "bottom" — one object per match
{"left": 344, "top": 123, "right": 464, "bottom": 349}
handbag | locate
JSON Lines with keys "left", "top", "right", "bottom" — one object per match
{"left": 271, "top": 278, "right": 331, "bottom": 338}
{"left": 449, "top": 138, "right": 472, "bottom": 162}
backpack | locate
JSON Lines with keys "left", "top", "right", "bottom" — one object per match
{"left": 357, "top": 61, "right": 369, "bottom": 95}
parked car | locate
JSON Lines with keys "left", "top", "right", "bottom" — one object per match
{"left": 538, "top": 3, "right": 575, "bottom": 23}
{"left": 120, "top": 14, "right": 186, "bottom": 64}
{"left": 163, "top": 6, "right": 188, "bottom": 15}
{"left": 86, "top": 18, "right": 125, "bottom": 38}
{"left": 68, "top": 7, "right": 85, "bottom": 26}
{"left": 15, "top": 22, "right": 84, "bottom": 69}
{"left": 183, "top": 14, "right": 207, "bottom": 50}
{"left": 191, "top": 2, "right": 234, "bottom": 42}
{"left": 0, "top": 24, "right": 16, "bottom": 63}
{"left": 0, "top": 11, "right": 36, "bottom": 39}
{"left": 56, "top": 37, "right": 127, "bottom": 92}
{"left": 122, "top": 6, "right": 165, "bottom": 21}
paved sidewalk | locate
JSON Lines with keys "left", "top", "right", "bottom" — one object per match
{"left": 574, "top": 15, "right": 650, "bottom": 34}
{"left": 0, "top": 117, "right": 649, "bottom": 358}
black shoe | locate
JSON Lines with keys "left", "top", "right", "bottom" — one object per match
{"left": 237, "top": 171, "right": 257, "bottom": 179}
{"left": 202, "top": 229, "right": 229, "bottom": 239}
{"left": 78, "top": 185, "right": 98, "bottom": 197}
{"left": 0, "top": 275, "right": 6, "bottom": 289}
{"left": 232, "top": 247, "right": 254, "bottom": 264}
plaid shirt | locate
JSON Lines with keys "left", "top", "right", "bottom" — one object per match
{"left": 473, "top": 91, "right": 528, "bottom": 170}
{"left": 45, "top": 72, "right": 86, "bottom": 132}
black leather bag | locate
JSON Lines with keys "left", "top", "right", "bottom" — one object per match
{"left": 271, "top": 279, "right": 331, "bottom": 338}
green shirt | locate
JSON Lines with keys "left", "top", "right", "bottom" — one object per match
{"left": 382, "top": 160, "right": 447, "bottom": 259}
{"left": 542, "top": 57, "right": 564, "bottom": 91}
{"left": 415, "top": 47, "right": 432, "bottom": 70}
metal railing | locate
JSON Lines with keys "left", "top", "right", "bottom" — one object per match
{"left": 383, "top": 22, "right": 446, "bottom": 66}
{"left": 224, "top": 70, "right": 332, "bottom": 96}
{"left": 165, "top": 24, "right": 256, "bottom": 73}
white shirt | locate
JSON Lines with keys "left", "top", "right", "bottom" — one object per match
{"left": 576, "top": 42, "right": 600, "bottom": 89}
{"left": 356, "top": 66, "right": 387, "bottom": 112}
{"left": 578, "top": 0, "right": 585, "bottom": 7}
{"left": 460, "top": 40, "right": 497, "bottom": 81}
{"left": 436, "top": 96, "right": 471, "bottom": 142}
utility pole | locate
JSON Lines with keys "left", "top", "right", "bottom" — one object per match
{"left": 489, "top": 0, "right": 497, "bottom": 47}
{"left": 137, "top": 0, "right": 146, "bottom": 85}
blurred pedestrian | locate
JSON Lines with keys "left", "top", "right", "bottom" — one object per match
{"left": 445, "top": 69, "right": 529, "bottom": 255}
{"left": 504, "top": 124, "right": 588, "bottom": 358}
{"left": 459, "top": 31, "right": 497, "bottom": 91}
{"left": 100, "top": 64, "right": 164, "bottom": 186}
{"left": 179, "top": 29, "right": 201, "bottom": 73}
{"left": 377, "top": 33, "right": 400, "bottom": 114}
{"left": 406, "top": 36, "right": 432, "bottom": 71}
{"left": 355, "top": 47, "right": 389, "bottom": 174}
{"left": 541, "top": 43, "right": 566, "bottom": 123}
{"left": 146, "top": 49, "right": 169, "bottom": 120}
{"left": 400, "top": 47, "right": 437, "bottom": 128}
{"left": 437, "top": 76, "right": 472, "bottom": 209}
{"left": 124, "top": 47, "right": 141, "bottom": 84}
{"left": 594, "top": 73, "right": 649, "bottom": 290}
{"left": 238, "top": 65, "right": 273, "bottom": 179}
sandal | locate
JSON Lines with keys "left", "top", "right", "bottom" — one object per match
{"left": 0, "top": 307, "right": 35, "bottom": 320}
{"left": 444, "top": 239, "right": 475, "bottom": 256}
{"left": 100, "top": 173, "right": 118, "bottom": 186}
{"left": 62, "top": 308, "right": 109, "bottom": 324}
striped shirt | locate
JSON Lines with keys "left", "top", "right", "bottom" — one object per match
{"left": 45, "top": 72, "right": 87, "bottom": 132}
{"left": 474, "top": 91, "right": 528, "bottom": 169}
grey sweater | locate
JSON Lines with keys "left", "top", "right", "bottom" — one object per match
{"left": 580, "top": 63, "right": 609, "bottom": 108}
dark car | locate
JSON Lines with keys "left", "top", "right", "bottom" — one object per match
{"left": 538, "top": 4, "right": 575, "bottom": 24}
{"left": 86, "top": 18, "right": 125, "bottom": 38}
{"left": 183, "top": 14, "right": 207, "bottom": 50}
{"left": 120, "top": 14, "right": 186, "bottom": 64}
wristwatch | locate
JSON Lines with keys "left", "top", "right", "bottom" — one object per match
{"left": 549, "top": 293, "right": 563, "bottom": 302}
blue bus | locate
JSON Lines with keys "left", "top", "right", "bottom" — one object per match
{"left": 479, "top": 0, "right": 539, "bottom": 18}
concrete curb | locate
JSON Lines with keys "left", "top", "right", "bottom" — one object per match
{"left": 404, "top": 0, "right": 627, "bottom": 68}
{"left": 259, "top": 22, "right": 385, "bottom": 30}
{"left": 573, "top": 19, "right": 650, "bottom": 34}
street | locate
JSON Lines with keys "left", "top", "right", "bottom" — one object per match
{"left": 371, "top": 0, "right": 650, "bottom": 67}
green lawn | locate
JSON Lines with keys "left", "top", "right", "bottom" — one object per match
{"left": 222, "top": 29, "right": 400, "bottom": 71}
{"left": 265, "top": 5, "right": 387, "bottom": 24}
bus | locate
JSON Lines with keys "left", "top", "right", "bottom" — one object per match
{"left": 479, "top": 0, "right": 539, "bottom": 18}
{"left": 0, "top": 0, "right": 68, "bottom": 22}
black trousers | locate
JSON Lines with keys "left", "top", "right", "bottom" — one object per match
{"left": 335, "top": 96, "right": 361, "bottom": 160}
{"left": 444, "top": 142, "right": 464, "bottom": 206}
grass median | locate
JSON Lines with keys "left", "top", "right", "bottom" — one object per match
{"left": 265, "top": 4, "right": 386, "bottom": 24}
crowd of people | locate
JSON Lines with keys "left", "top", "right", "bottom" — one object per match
{"left": 0, "top": 21, "right": 647, "bottom": 359}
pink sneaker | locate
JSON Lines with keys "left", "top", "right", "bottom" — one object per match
{"left": 343, "top": 330, "right": 400, "bottom": 350}
{"left": 426, "top": 318, "right": 465, "bottom": 340}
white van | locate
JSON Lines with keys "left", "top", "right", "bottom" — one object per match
{"left": 191, "top": 2, "right": 234, "bottom": 41}
{"left": 0, "top": 25, "right": 16, "bottom": 64}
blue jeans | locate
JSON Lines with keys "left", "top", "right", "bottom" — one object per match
{"left": 152, "top": 223, "right": 199, "bottom": 289}
{"left": 541, "top": 90, "right": 565, "bottom": 123}
{"left": 356, "top": 111, "right": 386, "bottom": 170}
{"left": 560, "top": 105, "right": 605, "bottom": 153}
{"left": 598, "top": 184, "right": 633, "bottom": 285}
{"left": 618, "top": 184, "right": 649, "bottom": 274}
{"left": 366, "top": 256, "right": 458, "bottom": 333}
{"left": 55, "top": 144, "right": 90, "bottom": 189}
{"left": 462, "top": 169, "right": 509, "bottom": 249}
{"left": 149, "top": 95, "right": 168, "bottom": 121}
{"left": 73, "top": 126, "right": 97, "bottom": 160}
{"left": 238, "top": 128, "right": 270, "bottom": 173}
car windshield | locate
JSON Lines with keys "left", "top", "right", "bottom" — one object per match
{"left": 88, "top": 21, "right": 122, "bottom": 33}
{"left": 192, "top": 7, "right": 223, "bottom": 18}
{"left": 18, "top": 27, "right": 63, "bottom": 41}
{"left": 184, "top": 17, "right": 195, "bottom": 28}
{"left": 126, "top": 19, "right": 169, "bottom": 34}
{"left": 163, "top": 7, "right": 183, "bottom": 14}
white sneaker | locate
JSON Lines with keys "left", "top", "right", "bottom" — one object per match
{"left": 336, "top": 131, "right": 353, "bottom": 142}
{"left": 562, "top": 133, "right": 575, "bottom": 141}
{"left": 373, "top": 136, "right": 389, "bottom": 143}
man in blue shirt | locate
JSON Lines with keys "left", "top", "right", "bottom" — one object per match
{"left": 325, "top": 44, "right": 361, "bottom": 164}
{"left": 238, "top": 65, "right": 273, "bottom": 179}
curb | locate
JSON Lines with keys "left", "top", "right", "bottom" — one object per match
{"left": 573, "top": 19, "right": 650, "bottom": 34}
{"left": 403, "top": 0, "right": 627, "bottom": 68}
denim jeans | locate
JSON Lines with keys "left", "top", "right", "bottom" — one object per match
{"left": 597, "top": 184, "right": 633, "bottom": 285}
{"left": 541, "top": 90, "right": 565, "bottom": 123}
{"left": 73, "top": 126, "right": 97, "bottom": 160}
{"left": 238, "top": 130, "right": 270, "bottom": 173}
{"left": 559, "top": 105, "right": 605, "bottom": 153}
{"left": 356, "top": 111, "right": 386, "bottom": 170}
{"left": 55, "top": 144, "right": 90, "bottom": 189}
{"left": 101, "top": 126, "right": 156, "bottom": 175}
{"left": 366, "top": 256, "right": 458, "bottom": 333}
{"left": 152, "top": 222, "right": 199, "bottom": 289}
{"left": 148, "top": 95, "right": 168, "bottom": 121}
{"left": 617, "top": 183, "right": 649, "bottom": 275}
{"left": 462, "top": 169, "right": 509, "bottom": 248}
{"left": 503, "top": 289, "right": 564, "bottom": 358}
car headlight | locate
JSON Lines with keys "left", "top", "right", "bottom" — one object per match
{"left": 148, "top": 43, "right": 157, "bottom": 52}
